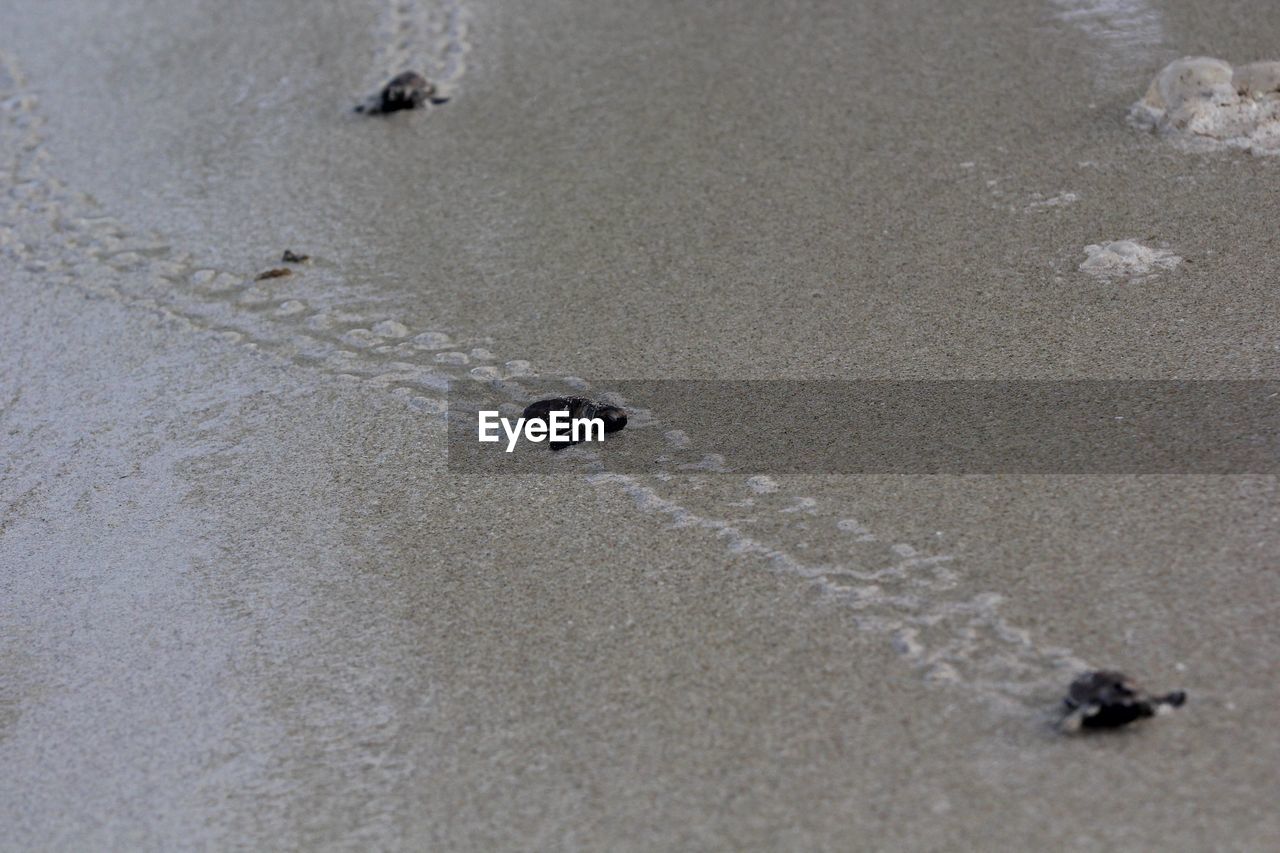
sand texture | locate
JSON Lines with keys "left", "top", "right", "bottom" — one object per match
{"left": 2, "top": 0, "right": 1279, "bottom": 849}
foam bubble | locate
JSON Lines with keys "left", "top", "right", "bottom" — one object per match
{"left": 190, "top": 269, "right": 243, "bottom": 294}
{"left": 837, "top": 518, "right": 870, "bottom": 535}
{"left": 273, "top": 300, "right": 307, "bottom": 317}
{"left": 1079, "top": 240, "right": 1181, "bottom": 279}
{"left": 371, "top": 319, "right": 410, "bottom": 338}
{"left": 502, "top": 359, "right": 534, "bottom": 377}
{"left": 411, "top": 331, "right": 452, "bottom": 349}
{"left": 340, "top": 329, "right": 383, "bottom": 348}
{"left": 1131, "top": 56, "right": 1280, "bottom": 154}
{"left": 1025, "top": 192, "right": 1078, "bottom": 212}
{"left": 305, "top": 310, "right": 365, "bottom": 331}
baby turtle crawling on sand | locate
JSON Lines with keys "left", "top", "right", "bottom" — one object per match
{"left": 355, "top": 71, "right": 449, "bottom": 114}
{"left": 1061, "top": 670, "right": 1186, "bottom": 732}
{"left": 522, "top": 397, "right": 627, "bottom": 450}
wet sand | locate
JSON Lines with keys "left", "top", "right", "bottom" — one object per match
{"left": 2, "top": 0, "right": 1279, "bottom": 849}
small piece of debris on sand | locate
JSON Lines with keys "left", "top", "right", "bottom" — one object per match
{"left": 1061, "top": 670, "right": 1186, "bottom": 732}
{"left": 255, "top": 268, "right": 293, "bottom": 281}
{"left": 281, "top": 250, "right": 309, "bottom": 264}
{"left": 354, "top": 71, "right": 449, "bottom": 115}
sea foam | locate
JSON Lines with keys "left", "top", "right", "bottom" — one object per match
{"left": 1130, "top": 56, "right": 1280, "bottom": 154}
{"left": 1078, "top": 240, "right": 1181, "bottom": 279}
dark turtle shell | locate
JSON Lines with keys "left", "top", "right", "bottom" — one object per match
{"left": 355, "top": 71, "right": 449, "bottom": 114}
{"left": 522, "top": 396, "right": 627, "bottom": 450}
{"left": 1063, "top": 670, "right": 1186, "bottom": 731}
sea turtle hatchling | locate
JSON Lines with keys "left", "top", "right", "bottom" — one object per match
{"left": 522, "top": 396, "right": 628, "bottom": 450}
{"left": 1061, "top": 670, "right": 1186, "bottom": 732}
{"left": 355, "top": 71, "right": 449, "bottom": 115}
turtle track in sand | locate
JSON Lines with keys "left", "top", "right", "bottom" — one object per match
{"left": 1, "top": 27, "right": 1091, "bottom": 722}
{"left": 363, "top": 0, "right": 471, "bottom": 102}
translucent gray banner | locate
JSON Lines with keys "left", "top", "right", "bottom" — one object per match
{"left": 446, "top": 380, "right": 1280, "bottom": 474}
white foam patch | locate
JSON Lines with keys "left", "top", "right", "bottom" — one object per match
{"left": 1026, "top": 192, "right": 1078, "bottom": 212}
{"left": 746, "top": 475, "right": 779, "bottom": 494}
{"left": 340, "top": 329, "right": 383, "bottom": 348}
{"left": 273, "top": 300, "right": 307, "bottom": 317}
{"left": 190, "top": 269, "right": 243, "bottom": 295}
{"left": 371, "top": 319, "right": 409, "bottom": 338}
{"left": 1078, "top": 240, "right": 1181, "bottom": 279}
{"left": 411, "top": 331, "right": 452, "bottom": 349}
{"left": 1130, "top": 56, "right": 1280, "bottom": 154}
{"left": 503, "top": 360, "right": 534, "bottom": 377}
{"left": 1051, "top": 0, "right": 1166, "bottom": 89}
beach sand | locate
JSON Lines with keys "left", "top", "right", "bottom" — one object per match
{"left": 2, "top": 0, "right": 1278, "bottom": 848}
